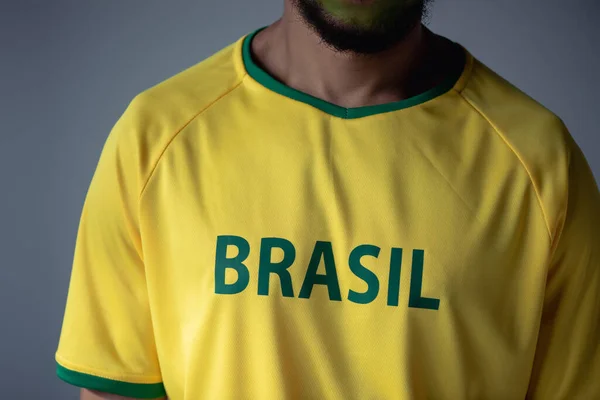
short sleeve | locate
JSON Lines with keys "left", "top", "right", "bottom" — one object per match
{"left": 55, "top": 99, "right": 166, "bottom": 399}
{"left": 527, "top": 135, "right": 600, "bottom": 399}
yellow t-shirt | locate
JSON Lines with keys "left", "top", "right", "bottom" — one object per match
{"left": 56, "top": 28, "right": 600, "bottom": 399}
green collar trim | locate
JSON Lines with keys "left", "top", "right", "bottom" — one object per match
{"left": 242, "top": 28, "right": 466, "bottom": 119}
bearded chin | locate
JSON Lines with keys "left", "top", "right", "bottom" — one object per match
{"left": 293, "top": 0, "right": 430, "bottom": 55}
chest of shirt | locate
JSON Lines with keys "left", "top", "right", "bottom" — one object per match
{"left": 138, "top": 118, "right": 550, "bottom": 317}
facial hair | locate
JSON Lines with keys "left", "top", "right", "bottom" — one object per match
{"left": 293, "top": 0, "right": 433, "bottom": 54}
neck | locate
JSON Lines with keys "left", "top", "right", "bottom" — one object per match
{"left": 251, "top": 2, "right": 440, "bottom": 109}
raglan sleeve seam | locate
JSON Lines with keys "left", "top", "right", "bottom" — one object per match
{"left": 457, "top": 91, "right": 554, "bottom": 242}
{"left": 137, "top": 79, "right": 246, "bottom": 201}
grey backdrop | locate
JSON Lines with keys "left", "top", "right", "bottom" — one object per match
{"left": 1, "top": 0, "right": 598, "bottom": 398}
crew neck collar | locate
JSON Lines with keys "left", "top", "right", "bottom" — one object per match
{"left": 241, "top": 28, "right": 471, "bottom": 119}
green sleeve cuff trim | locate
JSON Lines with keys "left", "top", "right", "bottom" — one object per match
{"left": 56, "top": 362, "right": 166, "bottom": 399}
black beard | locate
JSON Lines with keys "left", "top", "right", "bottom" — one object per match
{"left": 293, "top": 0, "right": 431, "bottom": 55}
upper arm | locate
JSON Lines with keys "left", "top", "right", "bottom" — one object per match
{"left": 527, "top": 134, "right": 600, "bottom": 398}
{"left": 55, "top": 99, "right": 167, "bottom": 399}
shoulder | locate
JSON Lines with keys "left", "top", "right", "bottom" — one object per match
{"left": 459, "top": 55, "right": 569, "bottom": 160}
{"left": 125, "top": 35, "right": 246, "bottom": 137}
{"left": 132, "top": 37, "right": 246, "bottom": 122}
{"left": 459, "top": 55, "right": 573, "bottom": 240}
{"left": 103, "top": 35, "right": 248, "bottom": 190}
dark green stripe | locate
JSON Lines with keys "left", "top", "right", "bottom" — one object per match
{"left": 242, "top": 27, "right": 466, "bottom": 119}
{"left": 56, "top": 362, "right": 166, "bottom": 399}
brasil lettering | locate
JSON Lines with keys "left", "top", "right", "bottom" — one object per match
{"left": 214, "top": 235, "right": 440, "bottom": 310}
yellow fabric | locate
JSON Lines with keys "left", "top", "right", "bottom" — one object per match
{"left": 56, "top": 32, "right": 600, "bottom": 399}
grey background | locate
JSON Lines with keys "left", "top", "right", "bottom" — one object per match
{"left": 1, "top": 0, "right": 598, "bottom": 398}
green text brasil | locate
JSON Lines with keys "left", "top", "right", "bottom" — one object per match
{"left": 214, "top": 235, "right": 440, "bottom": 310}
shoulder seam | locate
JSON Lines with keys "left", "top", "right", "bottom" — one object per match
{"left": 139, "top": 77, "right": 246, "bottom": 199}
{"left": 456, "top": 91, "right": 553, "bottom": 241}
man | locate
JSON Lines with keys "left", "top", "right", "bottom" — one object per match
{"left": 56, "top": 0, "right": 600, "bottom": 399}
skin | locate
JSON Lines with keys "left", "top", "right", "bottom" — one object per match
{"left": 252, "top": 0, "right": 452, "bottom": 108}
{"left": 85, "top": 1, "right": 452, "bottom": 398}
